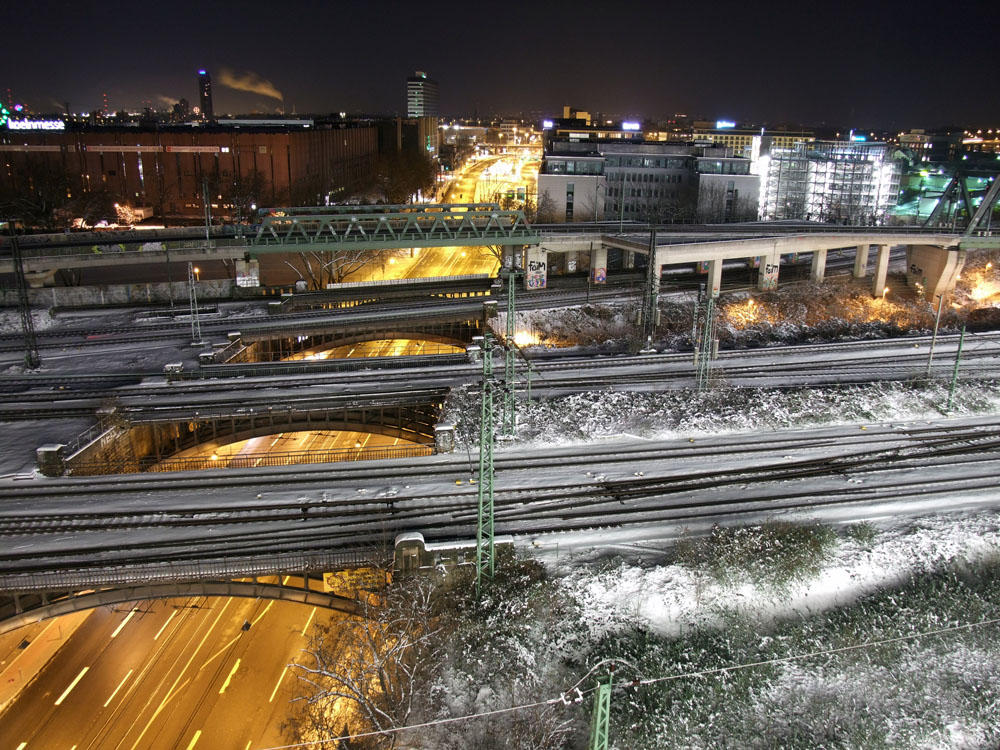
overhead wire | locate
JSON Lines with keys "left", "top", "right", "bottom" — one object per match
{"left": 255, "top": 615, "right": 1000, "bottom": 750}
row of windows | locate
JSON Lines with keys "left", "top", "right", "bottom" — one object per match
{"left": 608, "top": 171, "right": 685, "bottom": 184}
{"left": 604, "top": 156, "right": 690, "bottom": 169}
{"left": 607, "top": 187, "right": 681, "bottom": 199}
{"left": 545, "top": 159, "right": 603, "bottom": 175}
{"left": 696, "top": 160, "right": 750, "bottom": 175}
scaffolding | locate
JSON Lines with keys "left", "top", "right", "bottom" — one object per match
{"left": 761, "top": 141, "right": 902, "bottom": 224}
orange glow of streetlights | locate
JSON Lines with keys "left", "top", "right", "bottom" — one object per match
{"left": 193, "top": 266, "right": 201, "bottom": 281}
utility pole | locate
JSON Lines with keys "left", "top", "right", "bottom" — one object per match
{"left": 7, "top": 220, "right": 40, "bottom": 369}
{"left": 947, "top": 325, "right": 966, "bottom": 411}
{"left": 639, "top": 228, "right": 659, "bottom": 348}
{"left": 476, "top": 334, "right": 497, "bottom": 597}
{"left": 587, "top": 671, "right": 614, "bottom": 750}
{"left": 926, "top": 293, "right": 945, "bottom": 379}
{"left": 188, "top": 262, "right": 205, "bottom": 346}
{"left": 501, "top": 267, "right": 522, "bottom": 436}
{"left": 695, "top": 288, "right": 717, "bottom": 391}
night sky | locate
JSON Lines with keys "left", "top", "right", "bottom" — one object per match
{"left": 6, "top": 0, "right": 995, "bottom": 129}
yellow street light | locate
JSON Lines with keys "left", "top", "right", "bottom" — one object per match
{"left": 193, "top": 266, "right": 201, "bottom": 281}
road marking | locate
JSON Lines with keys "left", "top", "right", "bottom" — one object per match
{"left": 268, "top": 665, "right": 288, "bottom": 703}
{"left": 184, "top": 730, "right": 202, "bottom": 750}
{"left": 301, "top": 606, "right": 317, "bottom": 636}
{"left": 154, "top": 610, "right": 178, "bottom": 640}
{"left": 110, "top": 607, "right": 138, "bottom": 638}
{"left": 54, "top": 666, "right": 89, "bottom": 705}
{"left": 104, "top": 668, "right": 134, "bottom": 707}
{"left": 15, "top": 743, "right": 26, "bottom": 750}
{"left": 202, "top": 601, "right": 272, "bottom": 670}
{"left": 218, "top": 658, "right": 241, "bottom": 694}
{"left": 127, "top": 599, "right": 233, "bottom": 750}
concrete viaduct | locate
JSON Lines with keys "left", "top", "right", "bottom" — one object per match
{"left": 526, "top": 229, "right": 980, "bottom": 300}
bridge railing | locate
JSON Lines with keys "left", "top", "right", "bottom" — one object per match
{"left": 68, "top": 443, "right": 435, "bottom": 476}
{"left": 0, "top": 549, "right": 388, "bottom": 592}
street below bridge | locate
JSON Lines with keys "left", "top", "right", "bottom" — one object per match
{"left": 0, "top": 579, "right": 335, "bottom": 750}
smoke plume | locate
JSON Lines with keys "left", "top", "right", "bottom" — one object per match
{"left": 219, "top": 69, "right": 284, "bottom": 101}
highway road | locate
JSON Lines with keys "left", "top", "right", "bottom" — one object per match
{"left": 0, "top": 583, "right": 334, "bottom": 749}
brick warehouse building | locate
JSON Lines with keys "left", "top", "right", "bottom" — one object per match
{"left": 0, "top": 119, "right": 380, "bottom": 220}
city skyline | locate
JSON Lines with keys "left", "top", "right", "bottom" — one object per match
{"left": 5, "top": 0, "right": 997, "bottom": 128}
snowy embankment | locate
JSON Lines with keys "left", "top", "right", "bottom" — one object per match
{"left": 547, "top": 514, "right": 1000, "bottom": 749}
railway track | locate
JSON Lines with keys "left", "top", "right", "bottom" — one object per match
{"left": 0, "top": 331, "right": 994, "bottom": 420}
{"left": 0, "top": 418, "right": 998, "bottom": 581}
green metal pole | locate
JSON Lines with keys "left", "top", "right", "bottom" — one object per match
{"left": 947, "top": 325, "right": 966, "bottom": 412}
{"left": 587, "top": 673, "right": 613, "bottom": 750}
{"left": 640, "top": 228, "right": 658, "bottom": 347}
{"left": 696, "top": 295, "right": 716, "bottom": 390}
{"left": 476, "top": 334, "right": 496, "bottom": 597}
{"left": 502, "top": 269, "right": 520, "bottom": 436}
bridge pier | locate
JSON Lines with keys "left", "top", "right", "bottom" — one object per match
{"left": 810, "top": 249, "right": 828, "bottom": 281}
{"left": 590, "top": 245, "right": 608, "bottom": 284}
{"left": 707, "top": 258, "right": 723, "bottom": 298}
{"left": 872, "top": 245, "right": 891, "bottom": 298}
{"left": 906, "top": 245, "right": 966, "bottom": 300}
{"left": 853, "top": 244, "right": 870, "bottom": 278}
{"left": 524, "top": 247, "right": 547, "bottom": 289}
{"left": 758, "top": 253, "right": 780, "bottom": 291}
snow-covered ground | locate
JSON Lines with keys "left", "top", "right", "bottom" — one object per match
{"left": 545, "top": 511, "right": 1000, "bottom": 749}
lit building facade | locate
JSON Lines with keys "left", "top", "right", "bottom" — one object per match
{"left": 198, "top": 70, "right": 213, "bottom": 120}
{"left": 758, "top": 140, "right": 903, "bottom": 224}
{"left": 0, "top": 120, "right": 379, "bottom": 218}
{"left": 537, "top": 139, "right": 759, "bottom": 223}
{"left": 406, "top": 71, "right": 439, "bottom": 118}
{"left": 692, "top": 122, "right": 814, "bottom": 159}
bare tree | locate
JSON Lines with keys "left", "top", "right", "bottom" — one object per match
{"left": 285, "top": 573, "right": 446, "bottom": 749}
{"left": 535, "top": 189, "right": 558, "bottom": 223}
{"left": 0, "top": 161, "right": 73, "bottom": 230}
{"left": 285, "top": 247, "right": 405, "bottom": 290}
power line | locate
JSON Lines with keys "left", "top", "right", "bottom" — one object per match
{"left": 255, "top": 616, "right": 1000, "bottom": 750}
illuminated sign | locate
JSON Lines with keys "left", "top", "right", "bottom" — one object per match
{"left": 851, "top": 135, "right": 867, "bottom": 142}
{"left": 0, "top": 104, "right": 8, "bottom": 128}
{"left": 542, "top": 120, "right": 554, "bottom": 129}
{"left": 716, "top": 120, "right": 736, "bottom": 129}
{"left": 7, "top": 119, "right": 65, "bottom": 131}
{"left": 164, "top": 145, "right": 221, "bottom": 153}
{"left": 622, "top": 122, "right": 641, "bottom": 131}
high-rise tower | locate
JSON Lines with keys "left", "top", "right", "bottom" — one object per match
{"left": 198, "top": 69, "right": 213, "bottom": 120}
{"left": 406, "top": 71, "right": 439, "bottom": 118}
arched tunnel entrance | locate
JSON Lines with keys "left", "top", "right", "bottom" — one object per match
{"left": 247, "top": 321, "right": 480, "bottom": 362}
{"left": 64, "top": 396, "right": 446, "bottom": 476}
{"left": 282, "top": 334, "right": 466, "bottom": 361}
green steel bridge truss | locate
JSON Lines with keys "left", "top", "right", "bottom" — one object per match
{"left": 249, "top": 203, "right": 540, "bottom": 254}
